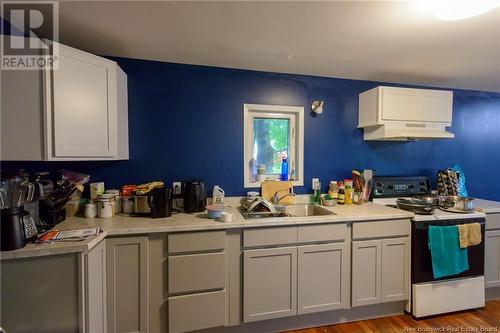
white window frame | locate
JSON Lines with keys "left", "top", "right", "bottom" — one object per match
{"left": 243, "top": 103, "right": 304, "bottom": 188}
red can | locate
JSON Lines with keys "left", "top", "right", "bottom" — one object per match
{"left": 122, "top": 184, "right": 136, "bottom": 197}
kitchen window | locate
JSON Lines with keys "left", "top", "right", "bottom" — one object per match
{"left": 243, "top": 104, "right": 304, "bottom": 188}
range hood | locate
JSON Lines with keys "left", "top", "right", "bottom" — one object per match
{"left": 358, "top": 86, "right": 455, "bottom": 141}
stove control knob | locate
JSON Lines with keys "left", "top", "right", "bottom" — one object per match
{"left": 409, "top": 184, "right": 415, "bottom": 189}
{"left": 387, "top": 185, "right": 394, "bottom": 190}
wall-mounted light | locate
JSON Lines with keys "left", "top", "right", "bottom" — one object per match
{"left": 311, "top": 100, "right": 324, "bottom": 115}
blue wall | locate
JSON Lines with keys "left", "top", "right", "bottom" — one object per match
{"left": 3, "top": 57, "right": 500, "bottom": 200}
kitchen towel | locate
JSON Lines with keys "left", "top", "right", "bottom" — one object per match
{"left": 457, "top": 223, "right": 482, "bottom": 248}
{"left": 428, "top": 225, "right": 469, "bottom": 279}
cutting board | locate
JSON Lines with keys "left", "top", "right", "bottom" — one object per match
{"left": 261, "top": 181, "right": 294, "bottom": 205}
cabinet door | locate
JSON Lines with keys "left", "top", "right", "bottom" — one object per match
{"left": 168, "top": 290, "right": 226, "bottom": 333}
{"left": 381, "top": 237, "right": 409, "bottom": 302}
{"left": 106, "top": 237, "right": 148, "bottom": 333}
{"left": 1, "top": 69, "right": 44, "bottom": 160}
{"left": 485, "top": 230, "right": 500, "bottom": 288}
{"left": 84, "top": 240, "right": 107, "bottom": 333}
{"left": 417, "top": 90, "right": 452, "bottom": 123}
{"left": 352, "top": 240, "right": 382, "bottom": 307}
{"left": 243, "top": 247, "right": 297, "bottom": 322}
{"left": 298, "top": 243, "right": 348, "bottom": 314}
{"left": 50, "top": 43, "right": 117, "bottom": 158}
{"left": 381, "top": 87, "right": 418, "bottom": 121}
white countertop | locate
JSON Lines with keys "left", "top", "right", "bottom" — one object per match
{"left": 55, "top": 202, "right": 414, "bottom": 235}
{"left": 474, "top": 198, "right": 500, "bottom": 214}
{"left": 1, "top": 202, "right": 413, "bottom": 260}
{"left": 0, "top": 231, "right": 108, "bottom": 260}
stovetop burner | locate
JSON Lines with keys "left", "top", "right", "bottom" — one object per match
{"left": 371, "top": 176, "right": 486, "bottom": 221}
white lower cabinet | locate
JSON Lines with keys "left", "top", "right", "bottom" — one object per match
{"left": 352, "top": 237, "right": 409, "bottom": 307}
{"left": 298, "top": 243, "right": 348, "bottom": 314}
{"left": 168, "top": 290, "right": 226, "bottom": 333}
{"left": 381, "top": 238, "right": 410, "bottom": 302}
{"left": 167, "top": 231, "right": 228, "bottom": 333}
{"left": 352, "top": 240, "right": 382, "bottom": 307}
{"left": 485, "top": 229, "right": 500, "bottom": 288}
{"left": 106, "top": 236, "right": 149, "bottom": 333}
{"left": 84, "top": 240, "right": 107, "bottom": 333}
{"left": 243, "top": 224, "right": 351, "bottom": 323}
{"left": 243, "top": 247, "right": 297, "bottom": 323}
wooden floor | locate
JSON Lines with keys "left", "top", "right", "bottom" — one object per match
{"left": 287, "top": 300, "right": 500, "bottom": 333}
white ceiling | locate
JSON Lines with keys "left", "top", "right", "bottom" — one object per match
{"left": 59, "top": 1, "right": 500, "bottom": 92}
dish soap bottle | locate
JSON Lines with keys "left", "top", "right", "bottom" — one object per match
{"left": 281, "top": 157, "right": 288, "bottom": 181}
{"left": 312, "top": 178, "right": 321, "bottom": 204}
{"left": 328, "top": 181, "right": 339, "bottom": 199}
{"left": 213, "top": 185, "right": 225, "bottom": 205}
{"left": 337, "top": 185, "right": 346, "bottom": 205}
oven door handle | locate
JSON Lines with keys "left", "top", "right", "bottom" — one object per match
{"left": 415, "top": 220, "right": 486, "bottom": 231}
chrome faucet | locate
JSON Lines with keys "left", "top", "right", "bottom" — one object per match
{"left": 273, "top": 190, "right": 296, "bottom": 205}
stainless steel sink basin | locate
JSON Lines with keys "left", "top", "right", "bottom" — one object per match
{"left": 239, "top": 204, "right": 335, "bottom": 220}
{"left": 284, "top": 204, "right": 335, "bottom": 217}
{"left": 239, "top": 211, "right": 289, "bottom": 219}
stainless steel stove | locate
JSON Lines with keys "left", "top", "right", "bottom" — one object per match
{"left": 371, "top": 176, "right": 486, "bottom": 318}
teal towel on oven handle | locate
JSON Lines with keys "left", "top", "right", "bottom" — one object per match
{"left": 428, "top": 225, "right": 469, "bottom": 279}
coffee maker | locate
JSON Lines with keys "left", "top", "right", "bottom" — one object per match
{"left": 0, "top": 175, "right": 38, "bottom": 251}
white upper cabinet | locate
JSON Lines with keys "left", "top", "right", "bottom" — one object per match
{"left": 358, "top": 86, "right": 454, "bottom": 141}
{"left": 1, "top": 39, "right": 128, "bottom": 161}
{"left": 417, "top": 89, "right": 453, "bottom": 123}
{"left": 379, "top": 87, "right": 452, "bottom": 123}
{"left": 380, "top": 87, "right": 419, "bottom": 122}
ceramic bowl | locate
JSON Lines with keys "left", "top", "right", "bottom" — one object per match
{"left": 207, "top": 204, "right": 225, "bottom": 219}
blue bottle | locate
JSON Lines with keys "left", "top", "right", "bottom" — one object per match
{"left": 281, "top": 157, "right": 288, "bottom": 181}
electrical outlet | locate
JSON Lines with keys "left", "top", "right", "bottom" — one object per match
{"left": 173, "top": 182, "right": 182, "bottom": 195}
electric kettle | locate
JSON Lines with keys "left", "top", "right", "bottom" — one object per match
{"left": 184, "top": 180, "right": 207, "bottom": 213}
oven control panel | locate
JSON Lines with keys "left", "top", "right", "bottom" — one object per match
{"left": 371, "top": 176, "right": 431, "bottom": 199}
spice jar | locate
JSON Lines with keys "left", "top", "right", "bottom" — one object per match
{"left": 106, "top": 189, "right": 121, "bottom": 214}
{"left": 97, "top": 194, "right": 115, "bottom": 216}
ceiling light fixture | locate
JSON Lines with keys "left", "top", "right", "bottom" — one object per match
{"left": 433, "top": 0, "right": 500, "bottom": 20}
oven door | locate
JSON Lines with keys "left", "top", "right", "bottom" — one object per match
{"left": 411, "top": 218, "right": 485, "bottom": 284}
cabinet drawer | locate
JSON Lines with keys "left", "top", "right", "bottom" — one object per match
{"left": 243, "top": 226, "right": 297, "bottom": 248}
{"left": 486, "top": 214, "right": 500, "bottom": 231}
{"left": 298, "top": 223, "right": 347, "bottom": 243}
{"left": 353, "top": 219, "right": 410, "bottom": 240}
{"left": 168, "top": 252, "right": 226, "bottom": 294}
{"left": 168, "top": 290, "right": 226, "bottom": 333}
{"left": 168, "top": 231, "right": 225, "bottom": 254}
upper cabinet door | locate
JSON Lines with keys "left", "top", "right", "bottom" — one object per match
{"left": 380, "top": 87, "right": 419, "bottom": 121}
{"left": 417, "top": 90, "right": 453, "bottom": 123}
{"left": 379, "top": 87, "right": 452, "bottom": 123}
{"left": 50, "top": 44, "right": 118, "bottom": 158}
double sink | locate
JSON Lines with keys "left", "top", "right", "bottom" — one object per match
{"left": 240, "top": 204, "right": 335, "bottom": 220}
